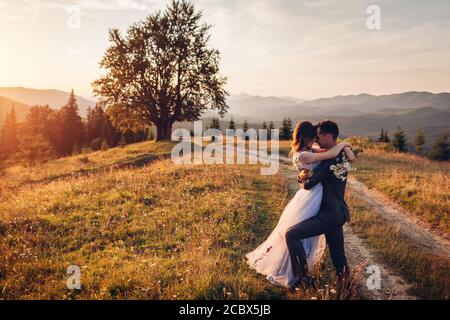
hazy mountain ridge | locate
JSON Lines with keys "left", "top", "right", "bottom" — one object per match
{"left": 0, "top": 87, "right": 95, "bottom": 117}
{"left": 0, "top": 96, "right": 32, "bottom": 123}
{"left": 223, "top": 91, "right": 450, "bottom": 121}
{"left": 1, "top": 88, "right": 449, "bottom": 146}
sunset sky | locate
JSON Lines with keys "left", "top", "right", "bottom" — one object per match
{"left": 1, "top": 0, "right": 450, "bottom": 100}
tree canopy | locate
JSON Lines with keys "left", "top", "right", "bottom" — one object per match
{"left": 92, "top": 0, "right": 229, "bottom": 140}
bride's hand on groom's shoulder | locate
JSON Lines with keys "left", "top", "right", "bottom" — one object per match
{"left": 298, "top": 170, "right": 312, "bottom": 185}
{"left": 343, "top": 146, "right": 356, "bottom": 162}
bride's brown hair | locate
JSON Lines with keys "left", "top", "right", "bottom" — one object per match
{"left": 289, "top": 121, "right": 316, "bottom": 159}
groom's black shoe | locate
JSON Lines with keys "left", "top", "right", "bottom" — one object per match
{"left": 336, "top": 268, "right": 352, "bottom": 298}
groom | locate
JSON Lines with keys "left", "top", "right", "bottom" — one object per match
{"left": 286, "top": 120, "right": 351, "bottom": 289}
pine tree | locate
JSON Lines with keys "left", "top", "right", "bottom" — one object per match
{"left": 392, "top": 126, "right": 408, "bottom": 152}
{"left": 208, "top": 117, "right": 220, "bottom": 130}
{"left": 17, "top": 132, "right": 53, "bottom": 173}
{"left": 57, "top": 90, "right": 86, "bottom": 156}
{"left": 414, "top": 128, "right": 426, "bottom": 154}
{"left": 0, "top": 105, "right": 20, "bottom": 157}
{"left": 227, "top": 118, "right": 235, "bottom": 130}
{"left": 22, "top": 105, "right": 58, "bottom": 152}
{"left": 243, "top": 119, "right": 249, "bottom": 131}
{"left": 431, "top": 132, "right": 449, "bottom": 161}
{"left": 280, "top": 118, "right": 293, "bottom": 140}
{"left": 384, "top": 130, "right": 390, "bottom": 143}
{"left": 378, "top": 128, "right": 390, "bottom": 143}
{"left": 378, "top": 129, "right": 386, "bottom": 143}
{"left": 86, "top": 105, "right": 119, "bottom": 148}
{"left": 260, "top": 121, "right": 268, "bottom": 140}
{"left": 0, "top": 144, "right": 6, "bottom": 175}
{"left": 268, "top": 121, "right": 275, "bottom": 140}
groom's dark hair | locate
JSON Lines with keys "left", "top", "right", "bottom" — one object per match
{"left": 316, "top": 120, "right": 339, "bottom": 140}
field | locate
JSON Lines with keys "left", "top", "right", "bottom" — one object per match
{"left": 0, "top": 141, "right": 351, "bottom": 300}
{"left": 1, "top": 139, "right": 448, "bottom": 300}
{"left": 280, "top": 139, "right": 450, "bottom": 299}
{"left": 352, "top": 149, "right": 450, "bottom": 236}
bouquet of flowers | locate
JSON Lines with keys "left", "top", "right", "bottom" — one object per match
{"left": 330, "top": 154, "right": 356, "bottom": 181}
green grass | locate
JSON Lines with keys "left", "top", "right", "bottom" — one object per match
{"left": 0, "top": 158, "right": 298, "bottom": 299}
{"left": 347, "top": 191, "right": 450, "bottom": 299}
{"left": 0, "top": 138, "right": 359, "bottom": 300}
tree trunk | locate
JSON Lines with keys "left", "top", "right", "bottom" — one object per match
{"left": 156, "top": 122, "right": 173, "bottom": 141}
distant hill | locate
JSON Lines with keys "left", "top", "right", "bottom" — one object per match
{"left": 201, "top": 92, "right": 450, "bottom": 146}
{"left": 203, "top": 93, "right": 304, "bottom": 121}
{"left": 207, "top": 91, "right": 450, "bottom": 121}
{"left": 2, "top": 87, "right": 449, "bottom": 146}
{"left": 0, "top": 96, "right": 32, "bottom": 123}
{"left": 0, "top": 87, "right": 95, "bottom": 117}
{"left": 289, "top": 106, "right": 450, "bottom": 147}
{"left": 299, "top": 91, "right": 450, "bottom": 112}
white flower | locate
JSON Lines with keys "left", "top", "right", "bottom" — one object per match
{"left": 330, "top": 157, "right": 355, "bottom": 181}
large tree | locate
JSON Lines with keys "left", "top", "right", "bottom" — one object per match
{"left": 92, "top": 0, "right": 229, "bottom": 141}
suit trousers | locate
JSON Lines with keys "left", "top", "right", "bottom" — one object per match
{"left": 285, "top": 216, "right": 349, "bottom": 278}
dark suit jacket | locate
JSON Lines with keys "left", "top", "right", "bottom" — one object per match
{"left": 302, "top": 152, "right": 350, "bottom": 226}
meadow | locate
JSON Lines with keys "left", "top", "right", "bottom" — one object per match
{"left": 0, "top": 141, "right": 348, "bottom": 300}
{"left": 352, "top": 149, "right": 450, "bottom": 236}
{"left": 1, "top": 139, "right": 448, "bottom": 300}
{"left": 347, "top": 192, "right": 450, "bottom": 299}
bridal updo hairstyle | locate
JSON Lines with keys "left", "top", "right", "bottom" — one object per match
{"left": 289, "top": 121, "right": 316, "bottom": 159}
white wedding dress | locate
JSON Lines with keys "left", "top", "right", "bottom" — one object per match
{"left": 245, "top": 151, "right": 326, "bottom": 288}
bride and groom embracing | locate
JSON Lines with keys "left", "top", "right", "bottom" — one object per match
{"left": 246, "top": 120, "right": 356, "bottom": 291}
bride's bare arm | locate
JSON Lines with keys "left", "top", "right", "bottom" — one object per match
{"left": 343, "top": 146, "right": 356, "bottom": 162}
{"left": 300, "top": 142, "right": 352, "bottom": 164}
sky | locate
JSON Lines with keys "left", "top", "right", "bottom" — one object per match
{"left": 0, "top": 0, "right": 450, "bottom": 100}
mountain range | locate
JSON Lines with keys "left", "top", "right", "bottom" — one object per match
{"left": 0, "top": 87, "right": 95, "bottom": 121}
{"left": 0, "top": 87, "right": 449, "bottom": 145}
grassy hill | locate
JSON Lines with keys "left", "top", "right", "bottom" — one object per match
{"left": 1, "top": 141, "right": 343, "bottom": 299}
{"left": 352, "top": 148, "right": 450, "bottom": 235}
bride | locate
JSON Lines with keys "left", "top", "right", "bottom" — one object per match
{"left": 245, "top": 121, "right": 355, "bottom": 289}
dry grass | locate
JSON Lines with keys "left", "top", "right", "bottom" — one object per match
{"left": 352, "top": 149, "right": 450, "bottom": 235}
{"left": 0, "top": 141, "right": 177, "bottom": 192}
{"left": 347, "top": 191, "right": 450, "bottom": 299}
{"left": 0, "top": 140, "right": 356, "bottom": 300}
{"left": 0, "top": 159, "right": 292, "bottom": 299}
